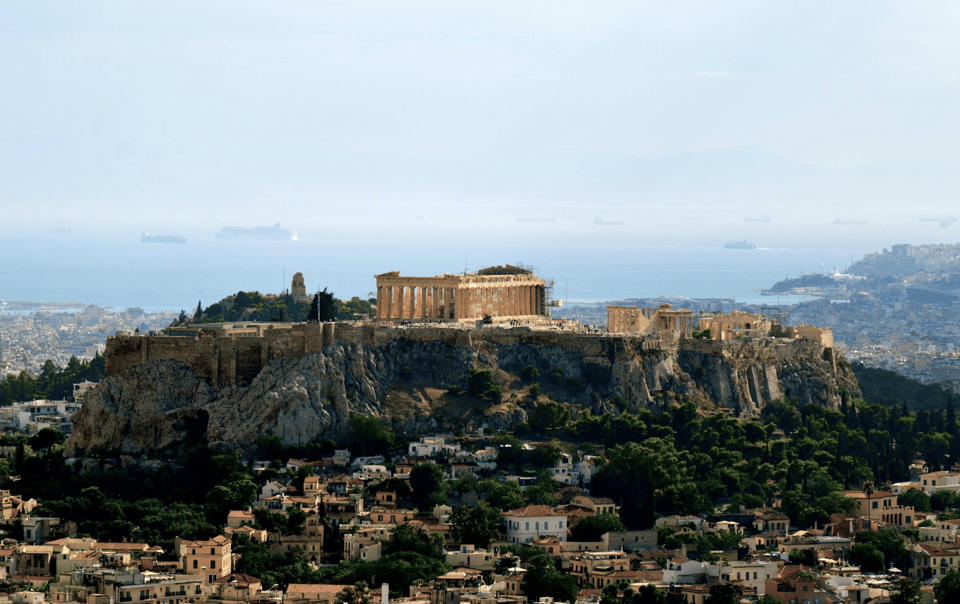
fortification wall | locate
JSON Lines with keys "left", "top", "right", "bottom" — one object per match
{"left": 105, "top": 322, "right": 835, "bottom": 388}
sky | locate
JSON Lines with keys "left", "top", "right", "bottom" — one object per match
{"left": 2, "top": 1, "right": 960, "bottom": 245}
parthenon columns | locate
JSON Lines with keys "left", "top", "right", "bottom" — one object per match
{"left": 374, "top": 269, "right": 548, "bottom": 322}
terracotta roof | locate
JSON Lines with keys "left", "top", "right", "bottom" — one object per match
{"left": 503, "top": 505, "right": 564, "bottom": 517}
{"left": 181, "top": 535, "right": 231, "bottom": 547}
{"left": 96, "top": 542, "right": 152, "bottom": 551}
{"left": 214, "top": 573, "right": 262, "bottom": 586}
{"left": 287, "top": 584, "right": 351, "bottom": 595}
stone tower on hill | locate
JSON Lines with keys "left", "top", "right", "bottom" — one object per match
{"left": 291, "top": 272, "right": 307, "bottom": 300}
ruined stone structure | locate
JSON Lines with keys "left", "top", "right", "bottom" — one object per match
{"left": 701, "top": 311, "right": 834, "bottom": 346}
{"left": 107, "top": 322, "right": 336, "bottom": 388}
{"left": 606, "top": 306, "right": 834, "bottom": 347}
{"left": 291, "top": 272, "right": 307, "bottom": 299}
{"left": 375, "top": 265, "right": 548, "bottom": 322}
{"left": 699, "top": 311, "right": 775, "bottom": 341}
{"left": 606, "top": 303, "right": 694, "bottom": 337}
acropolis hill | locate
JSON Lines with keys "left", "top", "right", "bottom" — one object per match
{"left": 69, "top": 267, "right": 856, "bottom": 456}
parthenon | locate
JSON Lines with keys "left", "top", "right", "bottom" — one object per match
{"left": 375, "top": 265, "right": 549, "bottom": 322}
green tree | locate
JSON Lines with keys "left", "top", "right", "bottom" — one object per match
{"left": 528, "top": 400, "right": 570, "bottom": 434}
{"left": 346, "top": 415, "right": 396, "bottom": 457}
{"left": 523, "top": 554, "right": 578, "bottom": 603}
{"left": 315, "top": 288, "right": 337, "bottom": 322}
{"left": 570, "top": 513, "right": 625, "bottom": 542}
{"left": 889, "top": 577, "right": 922, "bottom": 604}
{"left": 28, "top": 428, "right": 66, "bottom": 451}
{"left": 592, "top": 439, "right": 690, "bottom": 528}
{"left": 934, "top": 570, "right": 960, "bottom": 603}
{"left": 449, "top": 502, "right": 502, "bottom": 549}
{"left": 385, "top": 524, "right": 445, "bottom": 559}
{"left": 308, "top": 294, "right": 320, "bottom": 322}
{"left": 704, "top": 583, "right": 743, "bottom": 604}
{"left": 897, "top": 489, "right": 931, "bottom": 513}
{"left": 849, "top": 542, "right": 885, "bottom": 573}
{"left": 481, "top": 479, "right": 524, "bottom": 511}
{"left": 410, "top": 463, "right": 449, "bottom": 510}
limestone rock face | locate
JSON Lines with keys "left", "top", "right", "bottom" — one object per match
{"left": 67, "top": 328, "right": 860, "bottom": 456}
{"left": 66, "top": 359, "right": 213, "bottom": 456}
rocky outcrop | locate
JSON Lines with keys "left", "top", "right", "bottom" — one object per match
{"left": 66, "top": 326, "right": 860, "bottom": 456}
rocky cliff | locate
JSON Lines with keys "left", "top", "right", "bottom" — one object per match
{"left": 66, "top": 325, "right": 860, "bottom": 456}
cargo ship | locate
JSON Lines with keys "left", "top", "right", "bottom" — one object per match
{"left": 215, "top": 223, "right": 298, "bottom": 241}
{"left": 141, "top": 232, "right": 186, "bottom": 244}
{"left": 724, "top": 240, "right": 756, "bottom": 249}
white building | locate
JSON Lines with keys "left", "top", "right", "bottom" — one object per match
{"left": 408, "top": 436, "right": 462, "bottom": 458}
{"left": 662, "top": 558, "right": 706, "bottom": 584}
{"left": 706, "top": 561, "right": 778, "bottom": 596}
{"left": 0, "top": 400, "right": 82, "bottom": 434}
{"left": 503, "top": 505, "right": 567, "bottom": 544}
{"left": 919, "top": 471, "right": 960, "bottom": 494}
{"left": 444, "top": 545, "right": 495, "bottom": 571}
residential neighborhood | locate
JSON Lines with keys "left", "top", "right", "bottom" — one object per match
{"left": 1, "top": 430, "right": 958, "bottom": 604}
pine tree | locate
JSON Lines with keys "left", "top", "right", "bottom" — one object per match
{"left": 194, "top": 301, "right": 203, "bottom": 321}
{"left": 308, "top": 294, "right": 320, "bottom": 322}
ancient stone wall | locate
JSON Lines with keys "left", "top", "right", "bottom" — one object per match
{"left": 105, "top": 321, "right": 839, "bottom": 393}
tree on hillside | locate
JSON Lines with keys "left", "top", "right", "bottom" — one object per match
{"left": 889, "top": 577, "right": 922, "bottom": 604}
{"left": 704, "top": 583, "right": 743, "bottom": 604}
{"left": 570, "top": 513, "right": 626, "bottom": 542}
{"left": 934, "top": 570, "right": 960, "bottom": 603}
{"left": 449, "top": 502, "right": 502, "bottom": 549}
{"left": 318, "top": 288, "right": 337, "bottom": 321}
{"left": 410, "top": 463, "right": 448, "bottom": 511}
{"left": 308, "top": 294, "right": 320, "bottom": 322}
{"left": 898, "top": 488, "right": 931, "bottom": 512}
{"left": 345, "top": 415, "right": 396, "bottom": 457}
{"left": 194, "top": 301, "right": 203, "bottom": 321}
{"left": 523, "top": 553, "right": 578, "bottom": 603}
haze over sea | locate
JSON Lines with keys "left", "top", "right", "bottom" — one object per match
{"left": 3, "top": 211, "right": 954, "bottom": 315}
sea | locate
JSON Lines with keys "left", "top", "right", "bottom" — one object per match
{"left": 1, "top": 216, "right": 955, "bottom": 314}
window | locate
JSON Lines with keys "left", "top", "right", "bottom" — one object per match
{"left": 211, "top": 548, "right": 215, "bottom": 555}
{"left": 210, "top": 560, "right": 216, "bottom": 569}
{"left": 193, "top": 560, "right": 198, "bottom": 569}
{"left": 873, "top": 501, "right": 879, "bottom": 509}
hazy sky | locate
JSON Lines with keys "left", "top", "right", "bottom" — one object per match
{"left": 3, "top": 1, "right": 960, "bottom": 235}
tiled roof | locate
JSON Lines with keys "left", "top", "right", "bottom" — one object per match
{"left": 503, "top": 505, "right": 564, "bottom": 517}
{"left": 287, "top": 584, "right": 351, "bottom": 595}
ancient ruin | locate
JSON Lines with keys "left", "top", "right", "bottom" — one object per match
{"left": 606, "top": 305, "right": 833, "bottom": 346}
{"left": 375, "top": 265, "right": 550, "bottom": 322}
{"left": 606, "top": 304, "right": 695, "bottom": 337}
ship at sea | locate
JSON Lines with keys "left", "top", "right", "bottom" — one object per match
{"left": 141, "top": 232, "right": 186, "bottom": 244}
{"left": 594, "top": 217, "right": 626, "bottom": 226}
{"left": 919, "top": 215, "right": 957, "bottom": 228}
{"left": 724, "top": 240, "right": 756, "bottom": 249}
{"left": 215, "top": 223, "right": 298, "bottom": 241}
